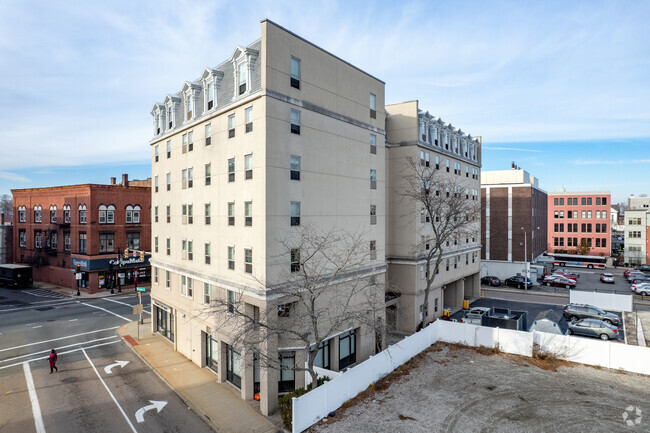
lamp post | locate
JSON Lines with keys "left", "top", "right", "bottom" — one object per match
{"left": 521, "top": 227, "right": 529, "bottom": 289}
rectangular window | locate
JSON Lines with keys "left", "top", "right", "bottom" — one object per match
{"left": 154, "top": 176, "right": 159, "bottom": 193}
{"left": 181, "top": 276, "right": 187, "bottom": 296}
{"left": 559, "top": 211, "right": 564, "bottom": 218}
{"left": 602, "top": 238, "right": 607, "bottom": 248}
{"left": 245, "top": 201, "right": 252, "bottom": 226}
{"left": 370, "top": 205, "right": 377, "bottom": 225}
{"left": 205, "top": 163, "right": 211, "bottom": 185}
{"left": 369, "top": 93, "right": 376, "bottom": 119}
{"left": 203, "top": 282, "right": 211, "bottom": 304}
{"left": 290, "top": 109, "right": 300, "bottom": 134}
{"left": 238, "top": 62, "right": 247, "bottom": 95}
{"left": 370, "top": 169, "right": 377, "bottom": 189}
{"left": 166, "top": 205, "right": 170, "bottom": 223}
{"left": 370, "top": 240, "right": 377, "bottom": 260}
{"left": 166, "top": 238, "right": 171, "bottom": 255}
{"left": 244, "top": 248, "right": 252, "bottom": 273}
{"left": 245, "top": 154, "right": 253, "bottom": 179}
{"left": 596, "top": 197, "right": 601, "bottom": 205}
{"left": 187, "top": 167, "right": 193, "bottom": 188}
{"left": 228, "top": 202, "right": 235, "bottom": 226}
{"left": 182, "top": 240, "right": 187, "bottom": 259}
{"left": 153, "top": 267, "right": 158, "bottom": 284}
{"left": 279, "top": 352, "right": 296, "bottom": 393}
{"left": 587, "top": 197, "right": 592, "bottom": 205}
{"left": 290, "top": 248, "right": 300, "bottom": 272}
{"left": 205, "top": 203, "right": 211, "bottom": 225}
{"left": 126, "top": 232, "right": 140, "bottom": 250}
{"left": 559, "top": 238, "right": 564, "bottom": 247}
{"left": 581, "top": 197, "right": 586, "bottom": 205}
{"left": 19, "top": 208, "right": 26, "bottom": 223}
{"left": 64, "top": 232, "right": 70, "bottom": 251}
{"left": 188, "top": 131, "right": 193, "bottom": 151}
{"left": 154, "top": 236, "right": 158, "bottom": 253}
{"left": 228, "top": 246, "right": 235, "bottom": 270}
{"left": 182, "top": 133, "right": 187, "bottom": 153}
{"left": 290, "top": 155, "right": 301, "bottom": 180}
{"left": 205, "top": 243, "right": 211, "bottom": 264}
{"left": 228, "top": 114, "right": 235, "bottom": 138}
{"left": 167, "top": 140, "right": 171, "bottom": 158}
{"left": 581, "top": 210, "right": 586, "bottom": 218}
{"left": 205, "top": 123, "right": 211, "bottom": 145}
{"left": 166, "top": 172, "right": 171, "bottom": 191}
{"left": 339, "top": 330, "right": 356, "bottom": 369}
{"left": 602, "top": 197, "right": 607, "bottom": 205}
{"left": 228, "top": 158, "right": 235, "bottom": 182}
{"left": 291, "top": 201, "right": 300, "bottom": 226}
{"left": 596, "top": 238, "right": 601, "bottom": 247}
{"left": 245, "top": 107, "right": 253, "bottom": 133}
{"left": 587, "top": 211, "right": 592, "bottom": 219}
{"left": 560, "top": 198, "right": 564, "bottom": 205}
{"left": 554, "top": 198, "right": 558, "bottom": 205}
{"left": 166, "top": 271, "right": 170, "bottom": 289}
{"left": 188, "top": 241, "right": 193, "bottom": 260}
{"left": 182, "top": 204, "right": 187, "bottom": 224}
{"left": 370, "top": 134, "right": 376, "bottom": 154}
{"left": 290, "top": 56, "right": 301, "bottom": 89}
{"left": 79, "top": 232, "right": 86, "bottom": 253}
{"left": 227, "top": 290, "right": 235, "bottom": 313}
{"left": 188, "top": 204, "right": 193, "bottom": 224}
{"left": 19, "top": 229, "right": 26, "bottom": 247}
{"left": 313, "top": 340, "right": 330, "bottom": 369}
{"left": 99, "top": 233, "right": 114, "bottom": 253}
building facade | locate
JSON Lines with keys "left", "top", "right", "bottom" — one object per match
{"left": 385, "top": 101, "right": 481, "bottom": 333}
{"left": 481, "top": 167, "right": 548, "bottom": 263}
{"left": 11, "top": 175, "right": 151, "bottom": 292}
{"left": 546, "top": 191, "right": 611, "bottom": 257}
{"left": 624, "top": 209, "right": 650, "bottom": 266}
{"left": 629, "top": 196, "right": 650, "bottom": 210}
{"left": 149, "top": 20, "right": 386, "bottom": 414}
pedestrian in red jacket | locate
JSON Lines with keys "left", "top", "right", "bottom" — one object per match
{"left": 48, "top": 349, "right": 58, "bottom": 373}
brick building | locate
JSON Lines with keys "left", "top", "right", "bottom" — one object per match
{"left": 546, "top": 191, "right": 611, "bottom": 257}
{"left": 481, "top": 167, "right": 548, "bottom": 263}
{"left": 11, "top": 174, "right": 151, "bottom": 293}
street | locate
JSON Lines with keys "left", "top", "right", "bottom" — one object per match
{"left": 0, "top": 287, "right": 213, "bottom": 433}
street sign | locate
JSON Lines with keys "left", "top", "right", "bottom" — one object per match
{"left": 136, "top": 287, "right": 146, "bottom": 292}
{"left": 133, "top": 304, "right": 143, "bottom": 314}
{"left": 75, "top": 273, "right": 82, "bottom": 280}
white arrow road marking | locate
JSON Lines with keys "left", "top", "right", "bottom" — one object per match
{"left": 135, "top": 400, "right": 168, "bottom": 423}
{"left": 104, "top": 360, "right": 129, "bottom": 374}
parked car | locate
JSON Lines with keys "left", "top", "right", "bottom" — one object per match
{"left": 626, "top": 271, "right": 646, "bottom": 283}
{"left": 631, "top": 282, "right": 650, "bottom": 296}
{"left": 552, "top": 269, "right": 579, "bottom": 280}
{"left": 635, "top": 265, "right": 650, "bottom": 274}
{"left": 542, "top": 275, "right": 576, "bottom": 289}
{"left": 504, "top": 275, "right": 533, "bottom": 289}
{"left": 480, "top": 276, "right": 501, "bottom": 287}
{"left": 562, "top": 303, "right": 620, "bottom": 326}
{"left": 600, "top": 273, "right": 615, "bottom": 284}
{"left": 568, "top": 319, "right": 619, "bottom": 340}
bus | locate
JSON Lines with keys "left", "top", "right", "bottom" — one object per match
{"left": 0, "top": 264, "right": 33, "bottom": 289}
{"left": 549, "top": 253, "right": 607, "bottom": 269}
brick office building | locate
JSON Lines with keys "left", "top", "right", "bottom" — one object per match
{"left": 11, "top": 174, "right": 151, "bottom": 293}
{"left": 546, "top": 191, "right": 611, "bottom": 257}
{"left": 481, "top": 166, "right": 548, "bottom": 263}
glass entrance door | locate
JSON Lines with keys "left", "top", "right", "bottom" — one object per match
{"left": 205, "top": 333, "right": 218, "bottom": 372}
{"left": 226, "top": 345, "right": 241, "bottom": 388}
{"left": 156, "top": 307, "right": 174, "bottom": 342}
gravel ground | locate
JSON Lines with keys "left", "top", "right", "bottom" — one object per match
{"left": 310, "top": 344, "right": 650, "bottom": 433}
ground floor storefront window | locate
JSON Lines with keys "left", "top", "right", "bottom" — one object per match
{"left": 339, "top": 330, "right": 357, "bottom": 370}
{"left": 279, "top": 352, "right": 296, "bottom": 393}
{"left": 204, "top": 332, "right": 218, "bottom": 373}
{"left": 156, "top": 306, "right": 174, "bottom": 342}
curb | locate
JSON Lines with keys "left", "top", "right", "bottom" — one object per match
{"left": 116, "top": 326, "right": 221, "bottom": 433}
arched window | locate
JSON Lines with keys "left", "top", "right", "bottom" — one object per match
{"left": 79, "top": 204, "right": 87, "bottom": 224}
{"left": 125, "top": 205, "right": 142, "bottom": 224}
{"left": 50, "top": 205, "right": 57, "bottom": 223}
{"left": 99, "top": 205, "right": 116, "bottom": 224}
{"left": 33, "top": 205, "right": 42, "bottom": 223}
{"left": 18, "top": 206, "right": 26, "bottom": 223}
{"left": 63, "top": 204, "right": 71, "bottom": 223}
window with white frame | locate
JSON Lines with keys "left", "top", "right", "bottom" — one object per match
{"left": 244, "top": 248, "right": 252, "bottom": 273}
{"left": 63, "top": 204, "right": 71, "bottom": 223}
{"left": 237, "top": 61, "right": 247, "bottom": 95}
{"left": 167, "top": 140, "right": 171, "bottom": 158}
{"left": 205, "top": 242, "right": 211, "bottom": 264}
{"left": 228, "top": 114, "right": 235, "bottom": 138}
{"left": 245, "top": 201, "right": 252, "bottom": 226}
{"left": 125, "top": 205, "right": 141, "bottom": 224}
{"left": 188, "top": 167, "right": 193, "bottom": 188}
{"left": 204, "top": 282, "right": 211, "bottom": 304}
{"left": 181, "top": 275, "right": 187, "bottom": 296}
{"left": 207, "top": 82, "right": 215, "bottom": 110}
{"left": 245, "top": 107, "right": 253, "bottom": 133}
{"left": 19, "top": 229, "right": 26, "bottom": 247}
{"left": 34, "top": 205, "right": 42, "bottom": 223}
{"left": 98, "top": 205, "right": 115, "bottom": 224}
{"left": 245, "top": 154, "right": 253, "bottom": 179}
{"left": 154, "top": 267, "right": 158, "bottom": 284}
{"left": 154, "top": 145, "right": 159, "bottom": 162}
{"left": 369, "top": 93, "right": 376, "bottom": 118}
{"left": 291, "top": 201, "right": 300, "bottom": 226}
{"left": 228, "top": 246, "right": 235, "bottom": 270}
{"left": 290, "top": 155, "right": 301, "bottom": 180}
{"left": 166, "top": 270, "right": 170, "bottom": 289}
{"left": 228, "top": 158, "right": 235, "bottom": 182}
{"left": 227, "top": 289, "right": 235, "bottom": 313}
{"left": 166, "top": 237, "right": 171, "bottom": 255}
{"left": 290, "top": 56, "right": 301, "bottom": 89}
{"left": 205, "top": 203, "right": 211, "bottom": 225}
{"left": 35, "top": 231, "right": 42, "bottom": 248}
{"left": 126, "top": 232, "right": 140, "bottom": 250}
{"left": 154, "top": 236, "right": 158, "bottom": 253}
{"left": 205, "top": 163, "right": 211, "bottom": 185}
{"left": 228, "top": 202, "right": 235, "bottom": 225}
{"left": 205, "top": 123, "right": 212, "bottom": 146}
{"left": 370, "top": 134, "right": 376, "bottom": 154}
{"left": 290, "top": 109, "right": 300, "bottom": 134}
{"left": 49, "top": 205, "right": 57, "bottom": 223}
{"left": 18, "top": 206, "right": 26, "bottom": 222}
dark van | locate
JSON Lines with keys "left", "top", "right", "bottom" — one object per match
{"left": 0, "top": 264, "right": 33, "bottom": 289}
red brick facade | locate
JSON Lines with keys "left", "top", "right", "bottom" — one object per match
{"left": 11, "top": 179, "right": 150, "bottom": 293}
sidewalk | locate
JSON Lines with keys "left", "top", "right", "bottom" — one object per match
{"left": 117, "top": 320, "right": 283, "bottom": 433}
{"left": 33, "top": 281, "right": 144, "bottom": 298}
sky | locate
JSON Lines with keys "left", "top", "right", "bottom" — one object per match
{"left": 1, "top": 0, "right": 649, "bottom": 203}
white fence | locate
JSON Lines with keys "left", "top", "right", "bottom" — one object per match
{"left": 570, "top": 290, "right": 633, "bottom": 312}
{"left": 304, "top": 366, "right": 341, "bottom": 388}
{"left": 292, "top": 320, "right": 650, "bottom": 433}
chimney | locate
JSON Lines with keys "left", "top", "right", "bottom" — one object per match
{"left": 122, "top": 173, "right": 129, "bottom": 187}
{"left": 110, "top": 177, "right": 116, "bottom": 185}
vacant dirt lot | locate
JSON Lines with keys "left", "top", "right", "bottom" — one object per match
{"left": 310, "top": 343, "right": 649, "bottom": 433}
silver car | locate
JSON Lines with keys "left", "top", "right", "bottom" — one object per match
{"left": 568, "top": 319, "right": 619, "bottom": 340}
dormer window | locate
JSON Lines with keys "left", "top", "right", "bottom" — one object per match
{"left": 168, "top": 106, "right": 173, "bottom": 129}
{"left": 186, "top": 94, "right": 193, "bottom": 120}
{"left": 207, "top": 82, "right": 214, "bottom": 110}
{"left": 155, "top": 114, "right": 161, "bottom": 135}
{"left": 238, "top": 62, "right": 247, "bottom": 95}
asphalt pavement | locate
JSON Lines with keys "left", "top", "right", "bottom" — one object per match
{"left": 0, "top": 286, "right": 214, "bottom": 433}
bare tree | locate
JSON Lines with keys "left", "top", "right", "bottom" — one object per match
{"left": 0, "top": 194, "right": 12, "bottom": 217}
{"left": 400, "top": 157, "right": 481, "bottom": 328}
{"left": 199, "top": 225, "right": 385, "bottom": 389}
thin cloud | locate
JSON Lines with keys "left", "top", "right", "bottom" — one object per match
{"left": 0, "top": 171, "right": 30, "bottom": 183}
{"left": 483, "top": 146, "right": 542, "bottom": 153}
{"left": 573, "top": 159, "right": 650, "bottom": 165}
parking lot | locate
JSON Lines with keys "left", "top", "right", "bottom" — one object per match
{"left": 312, "top": 343, "right": 649, "bottom": 433}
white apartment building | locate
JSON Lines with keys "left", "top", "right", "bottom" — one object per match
{"left": 385, "top": 101, "right": 482, "bottom": 333}
{"left": 149, "top": 20, "right": 386, "bottom": 414}
{"left": 624, "top": 209, "right": 649, "bottom": 266}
